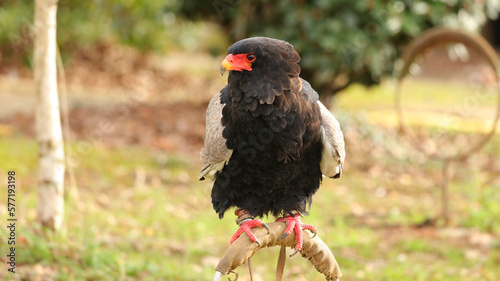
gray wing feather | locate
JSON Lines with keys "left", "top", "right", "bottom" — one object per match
{"left": 318, "top": 101, "right": 345, "bottom": 178}
{"left": 199, "top": 92, "right": 233, "bottom": 180}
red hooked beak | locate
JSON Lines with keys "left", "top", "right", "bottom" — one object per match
{"left": 220, "top": 54, "right": 253, "bottom": 75}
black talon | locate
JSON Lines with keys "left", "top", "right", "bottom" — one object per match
{"left": 255, "top": 239, "right": 261, "bottom": 247}
{"left": 280, "top": 232, "right": 289, "bottom": 240}
{"left": 262, "top": 222, "right": 270, "bottom": 234}
{"left": 289, "top": 249, "right": 299, "bottom": 257}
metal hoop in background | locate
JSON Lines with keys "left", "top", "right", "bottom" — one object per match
{"left": 395, "top": 28, "right": 500, "bottom": 162}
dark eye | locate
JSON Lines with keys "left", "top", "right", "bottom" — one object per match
{"left": 246, "top": 53, "right": 256, "bottom": 62}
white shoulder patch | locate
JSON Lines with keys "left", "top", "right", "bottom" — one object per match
{"left": 320, "top": 127, "right": 342, "bottom": 178}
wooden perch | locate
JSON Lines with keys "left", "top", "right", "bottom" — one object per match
{"left": 212, "top": 221, "right": 342, "bottom": 281}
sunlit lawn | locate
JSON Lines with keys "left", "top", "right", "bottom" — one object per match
{"left": 337, "top": 79, "right": 500, "bottom": 133}
{"left": 0, "top": 79, "right": 499, "bottom": 280}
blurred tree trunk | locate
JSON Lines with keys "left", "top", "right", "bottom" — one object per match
{"left": 34, "top": 0, "right": 65, "bottom": 231}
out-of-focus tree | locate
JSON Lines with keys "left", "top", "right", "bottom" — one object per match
{"left": 34, "top": 0, "right": 65, "bottom": 231}
{"left": 181, "top": 0, "right": 500, "bottom": 95}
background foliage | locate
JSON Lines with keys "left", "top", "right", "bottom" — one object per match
{"left": 184, "top": 0, "right": 500, "bottom": 93}
{"left": 1, "top": 0, "right": 500, "bottom": 94}
{"left": 0, "top": 0, "right": 226, "bottom": 68}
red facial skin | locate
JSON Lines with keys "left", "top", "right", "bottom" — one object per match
{"left": 222, "top": 53, "right": 256, "bottom": 72}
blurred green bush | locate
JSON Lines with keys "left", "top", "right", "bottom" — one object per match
{"left": 1, "top": 0, "right": 499, "bottom": 94}
{"left": 0, "top": 0, "right": 227, "bottom": 69}
{"left": 181, "top": 0, "right": 500, "bottom": 94}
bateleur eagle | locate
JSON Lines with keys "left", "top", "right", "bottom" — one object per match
{"left": 200, "top": 37, "right": 345, "bottom": 253}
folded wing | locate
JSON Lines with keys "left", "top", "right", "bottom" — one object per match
{"left": 199, "top": 92, "right": 233, "bottom": 180}
{"left": 318, "top": 101, "right": 345, "bottom": 178}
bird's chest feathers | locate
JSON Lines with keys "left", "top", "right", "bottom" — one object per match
{"left": 228, "top": 86, "right": 296, "bottom": 136}
{"left": 228, "top": 74, "right": 289, "bottom": 109}
{"left": 224, "top": 89, "right": 308, "bottom": 163}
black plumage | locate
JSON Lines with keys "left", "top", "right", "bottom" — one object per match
{"left": 210, "top": 37, "right": 325, "bottom": 219}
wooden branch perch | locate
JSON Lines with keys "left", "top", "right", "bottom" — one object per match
{"left": 212, "top": 221, "right": 342, "bottom": 281}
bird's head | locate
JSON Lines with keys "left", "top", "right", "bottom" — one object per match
{"left": 220, "top": 37, "right": 303, "bottom": 98}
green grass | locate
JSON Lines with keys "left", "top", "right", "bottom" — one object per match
{"left": 0, "top": 134, "right": 499, "bottom": 281}
{"left": 336, "top": 79, "right": 500, "bottom": 134}
{"left": 0, "top": 79, "right": 499, "bottom": 280}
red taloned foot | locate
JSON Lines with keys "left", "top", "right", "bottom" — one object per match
{"left": 229, "top": 218, "right": 269, "bottom": 246}
{"left": 276, "top": 214, "right": 317, "bottom": 256}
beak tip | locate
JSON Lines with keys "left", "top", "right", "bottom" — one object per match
{"left": 220, "top": 66, "right": 226, "bottom": 76}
